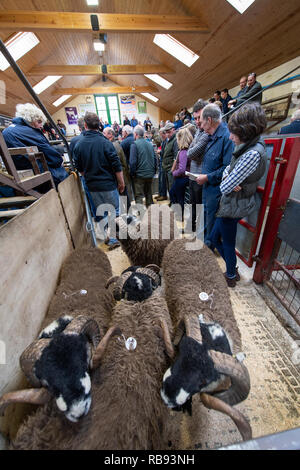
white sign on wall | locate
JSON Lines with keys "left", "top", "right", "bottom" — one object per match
{"left": 120, "top": 95, "right": 138, "bottom": 119}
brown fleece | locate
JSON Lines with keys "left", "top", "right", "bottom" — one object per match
{"left": 12, "top": 290, "right": 178, "bottom": 450}
{"left": 162, "top": 239, "right": 242, "bottom": 353}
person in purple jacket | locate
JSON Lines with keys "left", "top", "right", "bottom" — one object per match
{"left": 169, "top": 127, "right": 193, "bottom": 217}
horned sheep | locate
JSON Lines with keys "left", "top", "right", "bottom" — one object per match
{"left": 1, "top": 265, "right": 177, "bottom": 450}
{"left": 115, "top": 204, "right": 180, "bottom": 267}
{"left": 159, "top": 238, "right": 252, "bottom": 441}
{"left": 0, "top": 248, "right": 115, "bottom": 435}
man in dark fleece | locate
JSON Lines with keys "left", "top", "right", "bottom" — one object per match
{"left": 74, "top": 112, "right": 124, "bottom": 249}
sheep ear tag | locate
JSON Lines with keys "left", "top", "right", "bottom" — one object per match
{"left": 125, "top": 337, "right": 137, "bottom": 351}
{"left": 199, "top": 290, "right": 214, "bottom": 309}
{"left": 118, "top": 334, "right": 137, "bottom": 351}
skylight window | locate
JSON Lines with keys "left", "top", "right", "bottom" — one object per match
{"left": 52, "top": 95, "right": 72, "bottom": 107}
{"left": 226, "top": 0, "right": 255, "bottom": 14}
{"left": 33, "top": 76, "right": 62, "bottom": 94}
{"left": 144, "top": 74, "right": 173, "bottom": 90}
{"left": 86, "top": 0, "right": 99, "bottom": 5}
{"left": 153, "top": 34, "right": 199, "bottom": 68}
{"left": 0, "top": 32, "right": 40, "bottom": 72}
{"left": 141, "top": 93, "right": 159, "bottom": 103}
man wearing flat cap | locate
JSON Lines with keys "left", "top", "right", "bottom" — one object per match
{"left": 161, "top": 122, "right": 178, "bottom": 195}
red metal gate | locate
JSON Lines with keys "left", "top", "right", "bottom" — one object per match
{"left": 235, "top": 136, "right": 300, "bottom": 324}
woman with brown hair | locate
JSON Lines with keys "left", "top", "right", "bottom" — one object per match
{"left": 169, "top": 126, "right": 193, "bottom": 215}
{"left": 210, "top": 103, "right": 267, "bottom": 287}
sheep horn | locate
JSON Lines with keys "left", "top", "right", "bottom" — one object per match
{"left": 184, "top": 314, "right": 202, "bottom": 343}
{"left": 0, "top": 388, "right": 51, "bottom": 416}
{"left": 158, "top": 319, "right": 175, "bottom": 359}
{"left": 19, "top": 338, "right": 51, "bottom": 387}
{"left": 145, "top": 264, "right": 160, "bottom": 274}
{"left": 135, "top": 267, "right": 160, "bottom": 285}
{"left": 91, "top": 325, "right": 122, "bottom": 370}
{"left": 105, "top": 272, "right": 132, "bottom": 300}
{"left": 63, "top": 315, "right": 101, "bottom": 349}
{"left": 208, "top": 349, "right": 251, "bottom": 406}
{"left": 105, "top": 276, "right": 119, "bottom": 289}
{"left": 200, "top": 392, "right": 252, "bottom": 442}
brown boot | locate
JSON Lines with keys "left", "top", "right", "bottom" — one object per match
{"left": 224, "top": 273, "right": 236, "bottom": 288}
{"left": 156, "top": 196, "right": 168, "bottom": 201}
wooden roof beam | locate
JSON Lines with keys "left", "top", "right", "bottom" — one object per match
{"left": 28, "top": 64, "right": 175, "bottom": 76}
{"left": 52, "top": 86, "right": 159, "bottom": 95}
{"left": 0, "top": 11, "right": 209, "bottom": 33}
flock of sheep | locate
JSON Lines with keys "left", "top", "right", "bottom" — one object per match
{"left": 0, "top": 206, "right": 252, "bottom": 450}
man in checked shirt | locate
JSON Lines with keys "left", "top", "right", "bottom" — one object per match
{"left": 210, "top": 103, "right": 267, "bottom": 287}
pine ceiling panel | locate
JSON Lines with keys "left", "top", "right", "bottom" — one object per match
{"left": 0, "top": 0, "right": 299, "bottom": 117}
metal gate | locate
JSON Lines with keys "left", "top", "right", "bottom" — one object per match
{"left": 235, "top": 135, "right": 300, "bottom": 325}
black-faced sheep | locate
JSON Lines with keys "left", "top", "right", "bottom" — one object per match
{"left": 0, "top": 248, "right": 115, "bottom": 434}
{"left": 115, "top": 204, "right": 181, "bottom": 267}
{"left": 2, "top": 266, "right": 176, "bottom": 450}
{"left": 160, "top": 239, "right": 252, "bottom": 441}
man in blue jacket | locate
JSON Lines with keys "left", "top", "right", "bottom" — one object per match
{"left": 120, "top": 125, "right": 135, "bottom": 164}
{"left": 196, "top": 104, "right": 234, "bottom": 246}
{"left": 3, "top": 103, "right": 68, "bottom": 188}
{"left": 279, "top": 109, "right": 300, "bottom": 134}
{"left": 74, "top": 112, "right": 124, "bottom": 249}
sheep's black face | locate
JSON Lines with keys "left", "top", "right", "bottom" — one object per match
{"left": 160, "top": 336, "right": 220, "bottom": 410}
{"left": 35, "top": 334, "right": 92, "bottom": 422}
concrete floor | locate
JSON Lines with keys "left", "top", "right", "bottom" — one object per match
{"left": 103, "top": 235, "right": 300, "bottom": 449}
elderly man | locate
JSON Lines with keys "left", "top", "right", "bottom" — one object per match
{"left": 196, "top": 104, "right": 234, "bottom": 246}
{"left": 120, "top": 124, "right": 134, "bottom": 164}
{"left": 103, "top": 126, "right": 133, "bottom": 206}
{"left": 237, "top": 76, "right": 247, "bottom": 98}
{"left": 279, "top": 109, "right": 300, "bottom": 134}
{"left": 74, "top": 112, "right": 124, "bottom": 249}
{"left": 229, "top": 72, "right": 263, "bottom": 108}
{"left": 3, "top": 103, "right": 68, "bottom": 188}
{"left": 129, "top": 125, "right": 157, "bottom": 207}
{"left": 187, "top": 99, "right": 210, "bottom": 233}
{"left": 161, "top": 122, "right": 178, "bottom": 195}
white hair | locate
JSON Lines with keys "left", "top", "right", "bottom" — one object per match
{"left": 291, "top": 109, "right": 300, "bottom": 121}
{"left": 15, "top": 103, "right": 46, "bottom": 124}
{"left": 122, "top": 125, "right": 133, "bottom": 135}
{"left": 134, "top": 125, "right": 144, "bottom": 137}
{"left": 103, "top": 127, "right": 114, "bottom": 135}
{"left": 202, "top": 104, "right": 222, "bottom": 123}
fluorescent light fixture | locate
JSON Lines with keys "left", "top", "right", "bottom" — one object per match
{"left": 153, "top": 34, "right": 199, "bottom": 68}
{"left": 93, "top": 40, "right": 105, "bottom": 52}
{"left": 141, "top": 93, "right": 159, "bottom": 103}
{"left": 0, "top": 32, "right": 40, "bottom": 72}
{"left": 144, "top": 74, "right": 173, "bottom": 90}
{"left": 86, "top": 0, "right": 99, "bottom": 5}
{"left": 33, "top": 75, "right": 62, "bottom": 94}
{"left": 225, "top": 0, "right": 255, "bottom": 14}
{"left": 52, "top": 95, "right": 72, "bottom": 107}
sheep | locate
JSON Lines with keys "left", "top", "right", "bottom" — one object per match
{"left": 159, "top": 238, "right": 252, "bottom": 441}
{"left": 115, "top": 204, "right": 181, "bottom": 267}
{"left": 45, "top": 247, "right": 115, "bottom": 330}
{"left": 2, "top": 266, "right": 177, "bottom": 450}
{"left": 0, "top": 248, "right": 115, "bottom": 432}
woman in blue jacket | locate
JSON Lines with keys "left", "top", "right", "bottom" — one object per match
{"left": 3, "top": 103, "right": 68, "bottom": 188}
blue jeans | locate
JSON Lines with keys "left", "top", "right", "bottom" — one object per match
{"left": 90, "top": 188, "right": 120, "bottom": 244}
{"left": 210, "top": 217, "right": 240, "bottom": 278}
{"left": 169, "top": 177, "right": 189, "bottom": 212}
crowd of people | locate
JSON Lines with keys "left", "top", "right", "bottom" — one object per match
{"left": 2, "top": 70, "right": 299, "bottom": 285}
{"left": 66, "top": 72, "right": 271, "bottom": 285}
